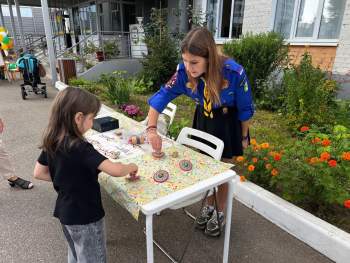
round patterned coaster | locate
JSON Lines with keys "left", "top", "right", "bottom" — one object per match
{"left": 152, "top": 151, "right": 165, "bottom": 159}
{"left": 153, "top": 170, "right": 169, "bottom": 183}
{"left": 179, "top": 159, "right": 193, "bottom": 171}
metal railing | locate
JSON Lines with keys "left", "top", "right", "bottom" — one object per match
{"left": 55, "top": 31, "right": 133, "bottom": 73}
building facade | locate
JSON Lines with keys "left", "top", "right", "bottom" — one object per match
{"left": 194, "top": 0, "right": 349, "bottom": 74}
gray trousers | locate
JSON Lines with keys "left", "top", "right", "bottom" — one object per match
{"left": 62, "top": 218, "right": 107, "bottom": 263}
{"left": 0, "top": 137, "right": 15, "bottom": 181}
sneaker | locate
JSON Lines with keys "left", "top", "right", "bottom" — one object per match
{"left": 204, "top": 210, "right": 225, "bottom": 237}
{"left": 195, "top": 205, "right": 214, "bottom": 230}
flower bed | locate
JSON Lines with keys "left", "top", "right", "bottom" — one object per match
{"left": 236, "top": 125, "right": 350, "bottom": 232}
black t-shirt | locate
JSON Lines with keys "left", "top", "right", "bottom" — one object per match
{"left": 38, "top": 139, "right": 107, "bottom": 225}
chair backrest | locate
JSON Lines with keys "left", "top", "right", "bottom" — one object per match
{"left": 161, "top": 102, "right": 177, "bottom": 127}
{"left": 176, "top": 127, "right": 224, "bottom": 160}
{"left": 170, "top": 127, "right": 224, "bottom": 210}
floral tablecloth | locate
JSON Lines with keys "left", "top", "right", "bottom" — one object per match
{"left": 86, "top": 111, "right": 233, "bottom": 220}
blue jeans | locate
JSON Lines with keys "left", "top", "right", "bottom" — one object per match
{"left": 62, "top": 218, "right": 107, "bottom": 263}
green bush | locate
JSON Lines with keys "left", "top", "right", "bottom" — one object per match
{"left": 168, "top": 118, "right": 191, "bottom": 140}
{"left": 68, "top": 78, "right": 104, "bottom": 96}
{"left": 272, "top": 125, "right": 350, "bottom": 214}
{"left": 141, "top": 8, "right": 180, "bottom": 91}
{"left": 283, "top": 53, "right": 338, "bottom": 130}
{"left": 103, "top": 40, "right": 120, "bottom": 59}
{"left": 98, "top": 71, "right": 131, "bottom": 105}
{"left": 222, "top": 32, "right": 288, "bottom": 101}
{"left": 129, "top": 77, "right": 154, "bottom": 95}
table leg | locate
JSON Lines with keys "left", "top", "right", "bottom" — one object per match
{"left": 146, "top": 214, "right": 154, "bottom": 263}
{"left": 223, "top": 179, "right": 234, "bottom": 263}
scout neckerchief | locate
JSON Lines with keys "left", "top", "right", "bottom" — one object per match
{"left": 201, "top": 77, "right": 213, "bottom": 119}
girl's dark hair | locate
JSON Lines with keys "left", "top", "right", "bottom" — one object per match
{"left": 40, "top": 86, "right": 101, "bottom": 155}
{"left": 181, "top": 27, "right": 226, "bottom": 105}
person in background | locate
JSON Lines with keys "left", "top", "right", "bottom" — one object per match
{"left": 0, "top": 117, "right": 34, "bottom": 189}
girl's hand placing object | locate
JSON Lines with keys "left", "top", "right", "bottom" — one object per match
{"left": 147, "top": 129, "right": 162, "bottom": 153}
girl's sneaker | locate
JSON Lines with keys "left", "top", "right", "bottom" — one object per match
{"left": 195, "top": 205, "right": 214, "bottom": 230}
{"left": 204, "top": 210, "right": 225, "bottom": 237}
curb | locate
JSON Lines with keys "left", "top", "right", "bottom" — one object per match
{"left": 233, "top": 176, "right": 350, "bottom": 263}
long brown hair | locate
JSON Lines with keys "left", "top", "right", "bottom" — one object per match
{"left": 40, "top": 87, "right": 101, "bottom": 155}
{"left": 181, "top": 27, "right": 225, "bottom": 105}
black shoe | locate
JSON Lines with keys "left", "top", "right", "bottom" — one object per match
{"left": 204, "top": 211, "right": 225, "bottom": 237}
{"left": 195, "top": 205, "right": 214, "bottom": 230}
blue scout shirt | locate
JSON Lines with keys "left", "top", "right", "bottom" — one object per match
{"left": 148, "top": 58, "right": 254, "bottom": 121}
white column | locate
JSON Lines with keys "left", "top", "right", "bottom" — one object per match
{"left": 13, "top": 0, "right": 26, "bottom": 51}
{"left": 7, "top": 0, "right": 17, "bottom": 47}
{"left": 0, "top": 5, "right": 5, "bottom": 27}
{"left": 41, "top": 0, "right": 57, "bottom": 84}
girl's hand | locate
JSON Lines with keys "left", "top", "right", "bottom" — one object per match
{"left": 147, "top": 129, "right": 162, "bottom": 153}
{"left": 128, "top": 163, "right": 138, "bottom": 175}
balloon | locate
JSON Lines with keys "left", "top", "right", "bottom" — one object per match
{"left": 0, "top": 27, "right": 6, "bottom": 32}
{"left": 2, "top": 36, "right": 9, "bottom": 44}
{"left": 0, "top": 35, "right": 3, "bottom": 42}
{"left": 1, "top": 44, "right": 9, "bottom": 50}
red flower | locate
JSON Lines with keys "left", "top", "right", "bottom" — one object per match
{"left": 322, "top": 139, "right": 331, "bottom": 147}
{"left": 342, "top": 152, "right": 350, "bottom": 161}
{"left": 248, "top": 165, "right": 255, "bottom": 172}
{"left": 328, "top": 160, "right": 337, "bottom": 167}
{"left": 274, "top": 153, "right": 282, "bottom": 161}
{"left": 300, "top": 126, "right": 310, "bottom": 132}
{"left": 320, "top": 152, "right": 330, "bottom": 161}
{"left": 344, "top": 200, "right": 350, "bottom": 209}
{"left": 311, "top": 137, "right": 321, "bottom": 144}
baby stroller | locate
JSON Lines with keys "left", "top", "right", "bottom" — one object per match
{"left": 17, "top": 53, "right": 47, "bottom": 100}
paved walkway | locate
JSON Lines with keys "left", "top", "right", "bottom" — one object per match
{"left": 0, "top": 81, "right": 333, "bottom": 263}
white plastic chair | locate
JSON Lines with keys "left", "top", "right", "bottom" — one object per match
{"left": 170, "top": 127, "right": 224, "bottom": 209}
{"left": 141, "top": 102, "right": 177, "bottom": 136}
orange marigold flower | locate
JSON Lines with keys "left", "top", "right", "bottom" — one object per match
{"left": 274, "top": 153, "right": 282, "bottom": 161}
{"left": 309, "top": 157, "right": 319, "bottom": 164}
{"left": 250, "top": 139, "right": 257, "bottom": 145}
{"left": 300, "top": 126, "right": 310, "bottom": 132}
{"left": 311, "top": 137, "right": 321, "bottom": 144}
{"left": 252, "top": 157, "right": 258, "bottom": 163}
{"left": 265, "top": 163, "right": 272, "bottom": 170}
{"left": 342, "top": 152, "right": 350, "bottom": 161}
{"left": 328, "top": 159, "right": 337, "bottom": 167}
{"left": 240, "top": 176, "right": 246, "bottom": 182}
{"left": 261, "top": 143, "right": 269, "bottom": 149}
{"left": 322, "top": 139, "right": 331, "bottom": 147}
{"left": 236, "top": 156, "right": 245, "bottom": 162}
{"left": 248, "top": 165, "right": 255, "bottom": 172}
{"left": 320, "top": 152, "right": 331, "bottom": 161}
{"left": 271, "top": 169, "right": 278, "bottom": 176}
{"left": 344, "top": 200, "right": 350, "bottom": 209}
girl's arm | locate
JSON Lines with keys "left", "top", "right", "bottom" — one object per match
{"left": 98, "top": 160, "right": 138, "bottom": 177}
{"left": 33, "top": 162, "right": 52, "bottom": 182}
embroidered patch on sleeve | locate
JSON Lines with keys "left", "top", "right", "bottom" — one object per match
{"left": 244, "top": 82, "right": 249, "bottom": 92}
{"left": 165, "top": 72, "right": 178, "bottom": 89}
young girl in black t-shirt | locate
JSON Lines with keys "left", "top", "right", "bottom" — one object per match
{"left": 34, "top": 87, "right": 138, "bottom": 263}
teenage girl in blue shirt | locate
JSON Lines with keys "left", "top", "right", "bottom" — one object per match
{"left": 146, "top": 27, "right": 254, "bottom": 237}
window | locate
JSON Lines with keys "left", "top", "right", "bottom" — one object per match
{"left": 1, "top": 5, "right": 33, "bottom": 17}
{"left": 273, "top": 0, "right": 346, "bottom": 41}
{"left": 207, "top": 0, "right": 245, "bottom": 39}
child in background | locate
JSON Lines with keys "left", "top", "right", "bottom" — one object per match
{"left": 0, "top": 117, "right": 34, "bottom": 189}
{"left": 34, "top": 87, "right": 138, "bottom": 263}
